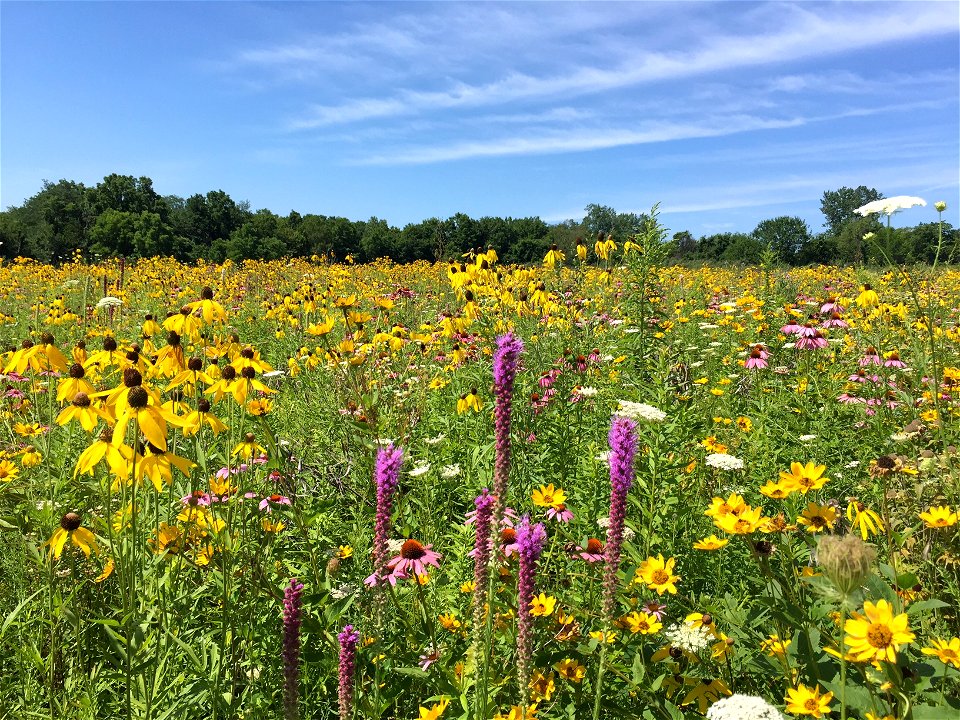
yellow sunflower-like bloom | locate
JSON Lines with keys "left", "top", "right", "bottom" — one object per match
{"left": 844, "top": 599, "right": 914, "bottom": 663}
{"left": 635, "top": 554, "right": 680, "bottom": 594}
{"left": 531, "top": 484, "right": 566, "bottom": 509}
{"left": 919, "top": 505, "right": 958, "bottom": 528}
{"left": 779, "top": 461, "right": 829, "bottom": 494}
{"left": 785, "top": 683, "right": 833, "bottom": 718}
{"left": 921, "top": 637, "right": 960, "bottom": 668}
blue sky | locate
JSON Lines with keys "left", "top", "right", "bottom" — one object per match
{"left": 2, "top": 1, "right": 958, "bottom": 237}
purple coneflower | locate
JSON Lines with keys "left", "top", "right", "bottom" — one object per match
{"left": 796, "top": 331, "right": 829, "bottom": 350}
{"left": 282, "top": 578, "right": 304, "bottom": 720}
{"left": 386, "top": 539, "right": 442, "bottom": 581}
{"left": 337, "top": 624, "right": 360, "bottom": 720}
{"left": 744, "top": 346, "right": 768, "bottom": 370}
{"left": 545, "top": 503, "right": 574, "bottom": 523}
{"left": 883, "top": 351, "right": 907, "bottom": 368}
{"left": 603, "top": 415, "right": 637, "bottom": 621}
{"left": 259, "top": 493, "right": 292, "bottom": 512}
{"left": 365, "top": 444, "right": 403, "bottom": 587}
{"left": 576, "top": 537, "right": 605, "bottom": 563}
{"left": 515, "top": 515, "right": 546, "bottom": 705}
{"left": 859, "top": 347, "right": 882, "bottom": 366}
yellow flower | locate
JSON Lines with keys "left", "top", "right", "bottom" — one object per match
{"left": 246, "top": 398, "right": 273, "bottom": 416}
{"left": 529, "top": 593, "right": 556, "bottom": 617}
{"left": 735, "top": 416, "right": 752, "bottom": 432}
{"left": 844, "top": 599, "right": 914, "bottom": 663}
{"left": 45, "top": 512, "right": 98, "bottom": 559}
{"left": 702, "top": 436, "right": 727, "bottom": 453}
{"left": 417, "top": 698, "right": 449, "bottom": 720}
{"left": 846, "top": 501, "right": 884, "bottom": 539}
{"left": 528, "top": 670, "right": 555, "bottom": 702}
{"left": 589, "top": 629, "right": 617, "bottom": 643}
{"left": 460, "top": 580, "right": 475, "bottom": 593}
{"left": 714, "top": 505, "right": 765, "bottom": 535}
{"left": 622, "top": 611, "right": 662, "bottom": 635}
{"left": 761, "top": 634, "right": 791, "bottom": 658}
{"left": 693, "top": 535, "right": 729, "bottom": 550}
{"left": 554, "top": 658, "right": 585, "bottom": 683}
{"left": 21, "top": 446, "right": 43, "bottom": 468}
{"left": 797, "top": 502, "right": 837, "bottom": 533}
{"left": 921, "top": 637, "right": 960, "bottom": 668}
{"left": 856, "top": 285, "right": 880, "bottom": 308}
{"left": 785, "top": 684, "right": 833, "bottom": 718}
{"left": 919, "top": 505, "right": 958, "bottom": 528}
{"left": 232, "top": 433, "right": 267, "bottom": 459}
{"left": 438, "top": 613, "right": 462, "bottom": 633}
{"left": 779, "top": 461, "right": 829, "bottom": 494}
{"left": 635, "top": 554, "right": 680, "bottom": 595}
{"left": 94, "top": 557, "right": 115, "bottom": 583}
{"left": 337, "top": 545, "right": 353, "bottom": 559}
{"left": 0, "top": 459, "right": 20, "bottom": 482}
{"left": 493, "top": 704, "right": 537, "bottom": 720}
{"left": 531, "top": 484, "right": 566, "bottom": 509}
{"left": 759, "top": 480, "right": 792, "bottom": 499}
{"left": 457, "top": 388, "right": 482, "bottom": 414}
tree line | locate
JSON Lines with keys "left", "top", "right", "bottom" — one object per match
{"left": 0, "top": 175, "right": 955, "bottom": 265}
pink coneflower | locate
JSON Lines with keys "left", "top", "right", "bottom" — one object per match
{"left": 745, "top": 346, "right": 768, "bottom": 370}
{"left": 838, "top": 393, "right": 866, "bottom": 404}
{"left": 259, "top": 493, "right": 292, "bottom": 512}
{"left": 859, "top": 347, "right": 882, "bottom": 366}
{"left": 795, "top": 323, "right": 819, "bottom": 338}
{"left": 576, "top": 537, "right": 605, "bottom": 563}
{"left": 780, "top": 319, "right": 804, "bottom": 335}
{"left": 386, "top": 539, "right": 442, "bottom": 581}
{"left": 796, "top": 331, "right": 828, "bottom": 350}
{"left": 546, "top": 503, "right": 574, "bottom": 523}
{"left": 883, "top": 351, "right": 908, "bottom": 369}
{"left": 642, "top": 600, "right": 668, "bottom": 621}
{"left": 418, "top": 644, "right": 440, "bottom": 671}
{"left": 181, "top": 490, "right": 211, "bottom": 507}
{"left": 499, "top": 526, "right": 520, "bottom": 557}
{"left": 821, "top": 312, "right": 849, "bottom": 329}
{"left": 820, "top": 297, "right": 845, "bottom": 314}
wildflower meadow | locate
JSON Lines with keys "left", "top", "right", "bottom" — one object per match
{"left": 1, "top": 207, "right": 959, "bottom": 720}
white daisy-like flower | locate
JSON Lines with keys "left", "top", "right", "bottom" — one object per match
{"left": 705, "top": 453, "right": 744, "bottom": 471}
{"left": 615, "top": 400, "right": 667, "bottom": 423}
{"left": 665, "top": 621, "right": 712, "bottom": 653}
{"left": 706, "top": 693, "right": 786, "bottom": 720}
{"left": 408, "top": 463, "right": 431, "bottom": 477}
{"left": 440, "top": 464, "right": 461, "bottom": 479}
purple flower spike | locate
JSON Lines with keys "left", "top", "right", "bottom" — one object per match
{"left": 337, "top": 624, "right": 360, "bottom": 720}
{"left": 515, "top": 515, "right": 546, "bottom": 706}
{"left": 603, "top": 415, "right": 637, "bottom": 620}
{"left": 282, "top": 578, "right": 305, "bottom": 720}
{"left": 367, "top": 444, "right": 404, "bottom": 587}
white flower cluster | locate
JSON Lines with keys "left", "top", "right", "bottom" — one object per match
{"left": 706, "top": 694, "right": 785, "bottom": 720}
{"left": 705, "top": 453, "right": 744, "bottom": 471}
{"left": 408, "top": 463, "right": 431, "bottom": 477}
{"left": 615, "top": 400, "right": 667, "bottom": 423}
{"left": 597, "top": 516, "right": 636, "bottom": 542}
{"left": 665, "top": 621, "right": 712, "bottom": 653}
{"left": 440, "top": 464, "right": 461, "bottom": 479}
{"left": 95, "top": 296, "right": 123, "bottom": 310}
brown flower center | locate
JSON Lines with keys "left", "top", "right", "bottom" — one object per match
{"left": 60, "top": 512, "right": 82, "bottom": 531}
{"left": 651, "top": 569, "right": 670, "bottom": 585}
{"left": 586, "top": 538, "right": 604, "bottom": 553}
{"left": 867, "top": 624, "right": 892, "bottom": 648}
{"left": 500, "top": 528, "right": 517, "bottom": 545}
{"left": 400, "top": 539, "right": 426, "bottom": 559}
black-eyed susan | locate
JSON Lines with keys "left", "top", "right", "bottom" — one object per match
{"left": 844, "top": 599, "right": 914, "bottom": 663}
{"left": 113, "top": 385, "right": 180, "bottom": 451}
{"left": 136, "top": 443, "right": 195, "bottom": 491}
{"left": 797, "top": 502, "right": 837, "bottom": 533}
{"left": 74, "top": 431, "right": 134, "bottom": 480}
{"left": 45, "top": 512, "right": 98, "bottom": 559}
{"left": 21, "top": 446, "right": 42, "bottom": 468}
{"left": 56, "top": 392, "right": 112, "bottom": 432}
{"left": 232, "top": 432, "right": 267, "bottom": 460}
{"left": 186, "top": 287, "right": 227, "bottom": 324}
{"left": 554, "top": 658, "right": 585, "bottom": 683}
{"left": 181, "top": 398, "right": 228, "bottom": 437}
{"left": 0, "top": 459, "right": 20, "bottom": 482}
{"left": 56, "top": 363, "right": 95, "bottom": 403}
{"left": 846, "top": 500, "right": 885, "bottom": 539}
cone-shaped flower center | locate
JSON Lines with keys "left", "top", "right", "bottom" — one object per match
{"left": 61, "top": 512, "right": 82, "bottom": 531}
{"left": 586, "top": 538, "right": 604, "bottom": 553}
{"left": 400, "top": 539, "right": 426, "bottom": 559}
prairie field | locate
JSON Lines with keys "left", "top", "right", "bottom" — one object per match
{"left": 0, "top": 245, "right": 958, "bottom": 720}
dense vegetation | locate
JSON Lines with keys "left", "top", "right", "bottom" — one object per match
{"left": 2, "top": 176, "right": 956, "bottom": 265}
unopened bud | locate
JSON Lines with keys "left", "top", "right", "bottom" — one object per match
{"left": 817, "top": 534, "right": 875, "bottom": 595}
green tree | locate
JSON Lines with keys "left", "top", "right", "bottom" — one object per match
{"left": 582, "top": 203, "right": 647, "bottom": 243}
{"left": 820, "top": 186, "right": 883, "bottom": 236}
{"left": 89, "top": 174, "right": 166, "bottom": 218}
{"left": 753, "top": 216, "right": 811, "bottom": 264}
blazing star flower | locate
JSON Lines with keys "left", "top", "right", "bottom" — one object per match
{"left": 386, "top": 539, "right": 442, "bottom": 582}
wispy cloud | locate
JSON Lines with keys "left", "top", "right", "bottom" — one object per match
{"left": 278, "top": 2, "right": 953, "bottom": 129}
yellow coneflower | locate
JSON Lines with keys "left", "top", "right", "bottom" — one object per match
{"left": 45, "top": 512, "right": 98, "bottom": 559}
